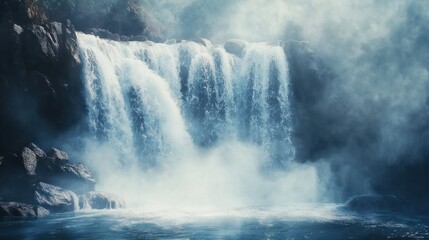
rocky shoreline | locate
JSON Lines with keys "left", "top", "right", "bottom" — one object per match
{"left": 0, "top": 144, "right": 125, "bottom": 218}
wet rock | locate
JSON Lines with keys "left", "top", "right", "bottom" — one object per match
{"left": 48, "top": 147, "right": 69, "bottom": 161}
{"left": 344, "top": 194, "right": 404, "bottom": 213}
{"left": 34, "top": 182, "right": 79, "bottom": 213}
{"left": 0, "top": 18, "right": 85, "bottom": 154}
{"left": 85, "top": 28, "right": 121, "bottom": 41}
{"left": 22, "top": 23, "right": 61, "bottom": 69}
{"left": 13, "top": 24, "right": 24, "bottom": 35}
{"left": 165, "top": 39, "right": 176, "bottom": 45}
{"left": 132, "top": 35, "right": 148, "bottom": 42}
{"left": 79, "top": 192, "right": 126, "bottom": 210}
{"left": 21, "top": 147, "right": 37, "bottom": 175}
{"left": 28, "top": 143, "right": 47, "bottom": 158}
{"left": 284, "top": 40, "right": 334, "bottom": 161}
{"left": 0, "top": 202, "right": 49, "bottom": 218}
{"left": 224, "top": 39, "right": 248, "bottom": 57}
{"left": 194, "top": 38, "right": 212, "bottom": 47}
{"left": 37, "top": 157, "right": 96, "bottom": 195}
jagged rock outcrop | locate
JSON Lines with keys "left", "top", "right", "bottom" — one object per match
{"left": 39, "top": 0, "right": 162, "bottom": 41}
{"left": 284, "top": 40, "right": 336, "bottom": 161}
{"left": 34, "top": 182, "right": 79, "bottom": 212}
{"left": 0, "top": 202, "right": 49, "bottom": 218}
{"left": 0, "top": 144, "right": 123, "bottom": 218}
{"left": 36, "top": 156, "right": 96, "bottom": 195}
{"left": 224, "top": 39, "right": 248, "bottom": 57}
{"left": 0, "top": 16, "right": 85, "bottom": 154}
{"left": 79, "top": 192, "right": 126, "bottom": 210}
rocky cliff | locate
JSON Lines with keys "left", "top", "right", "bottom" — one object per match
{"left": 0, "top": 0, "right": 84, "bottom": 153}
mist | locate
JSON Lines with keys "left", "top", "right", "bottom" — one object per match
{"left": 81, "top": 139, "right": 328, "bottom": 210}
{"left": 68, "top": 0, "right": 429, "bottom": 210}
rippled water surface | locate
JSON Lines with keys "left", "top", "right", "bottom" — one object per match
{"left": 1, "top": 205, "right": 429, "bottom": 239}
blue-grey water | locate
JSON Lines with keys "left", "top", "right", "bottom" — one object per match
{"left": 1, "top": 205, "right": 429, "bottom": 239}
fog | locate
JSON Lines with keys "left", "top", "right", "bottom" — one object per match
{"left": 81, "top": 139, "right": 329, "bottom": 210}
{"left": 69, "top": 0, "right": 429, "bottom": 209}
{"left": 139, "top": 0, "right": 429, "bottom": 204}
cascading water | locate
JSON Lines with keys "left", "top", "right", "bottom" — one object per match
{"left": 77, "top": 33, "right": 319, "bottom": 209}
{"left": 79, "top": 34, "right": 294, "bottom": 167}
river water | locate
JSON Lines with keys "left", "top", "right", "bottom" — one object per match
{"left": 1, "top": 205, "right": 429, "bottom": 239}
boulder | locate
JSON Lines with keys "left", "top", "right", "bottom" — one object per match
{"left": 85, "top": 28, "right": 121, "bottom": 41}
{"left": 79, "top": 192, "right": 126, "bottom": 210}
{"left": 0, "top": 202, "right": 49, "bottom": 218}
{"left": 193, "top": 38, "right": 212, "bottom": 47}
{"left": 344, "top": 194, "right": 404, "bottom": 213}
{"left": 34, "top": 182, "right": 79, "bottom": 213}
{"left": 165, "top": 39, "right": 176, "bottom": 45}
{"left": 21, "top": 147, "right": 37, "bottom": 175}
{"left": 28, "top": 143, "right": 47, "bottom": 158}
{"left": 48, "top": 147, "right": 69, "bottom": 161}
{"left": 37, "top": 157, "right": 96, "bottom": 195}
{"left": 224, "top": 39, "right": 248, "bottom": 57}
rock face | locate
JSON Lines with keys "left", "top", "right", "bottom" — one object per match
{"left": 284, "top": 40, "right": 335, "bottom": 162}
{"left": 34, "top": 182, "right": 79, "bottom": 212}
{"left": 79, "top": 192, "right": 126, "bottom": 210}
{"left": 0, "top": 17, "right": 85, "bottom": 154}
{"left": 39, "top": 0, "right": 162, "bottom": 41}
{"left": 0, "top": 202, "right": 49, "bottom": 218}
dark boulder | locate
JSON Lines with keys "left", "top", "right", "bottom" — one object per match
{"left": 224, "top": 39, "right": 248, "bottom": 57}
{"left": 47, "top": 147, "right": 69, "bottom": 161}
{"left": 0, "top": 144, "right": 95, "bottom": 196}
{"left": 28, "top": 143, "right": 47, "bottom": 158}
{"left": 0, "top": 202, "right": 49, "bottom": 218}
{"left": 21, "top": 147, "right": 38, "bottom": 175}
{"left": 79, "top": 191, "right": 126, "bottom": 210}
{"left": 85, "top": 28, "right": 121, "bottom": 41}
{"left": 284, "top": 40, "right": 338, "bottom": 162}
{"left": 34, "top": 182, "right": 79, "bottom": 213}
{"left": 84, "top": 28, "right": 160, "bottom": 43}
{"left": 193, "top": 38, "right": 212, "bottom": 47}
{"left": 36, "top": 156, "right": 96, "bottom": 195}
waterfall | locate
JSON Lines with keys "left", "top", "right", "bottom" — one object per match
{"left": 78, "top": 34, "right": 295, "bottom": 168}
